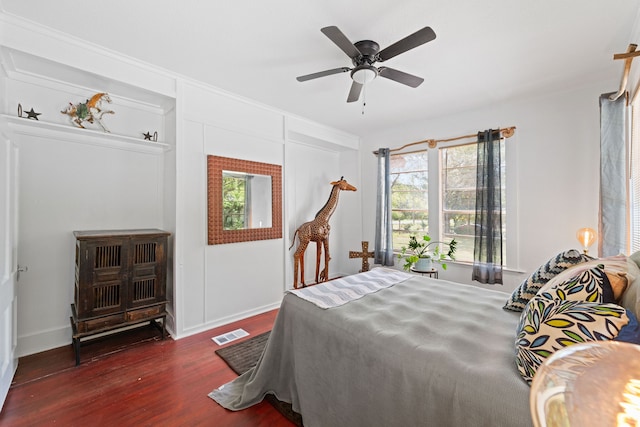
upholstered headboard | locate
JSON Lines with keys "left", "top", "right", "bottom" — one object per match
{"left": 629, "top": 251, "right": 640, "bottom": 269}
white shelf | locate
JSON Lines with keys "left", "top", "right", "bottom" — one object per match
{"left": 0, "top": 114, "right": 172, "bottom": 154}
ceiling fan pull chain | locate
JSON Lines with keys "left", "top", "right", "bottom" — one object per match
{"left": 362, "top": 83, "right": 367, "bottom": 115}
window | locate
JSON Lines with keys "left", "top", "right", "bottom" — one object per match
{"left": 389, "top": 141, "right": 508, "bottom": 264}
{"left": 390, "top": 152, "right": 428, "bottom": 251}
{"left": 440, "top": 142, "right": 506, "bottom": 263}
{"left": 631, "top": 105, "right": 640, "bottom": 253}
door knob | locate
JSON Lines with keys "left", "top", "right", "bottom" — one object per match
{"left": 17, "top": 265, "right": 28, "bottom": 281}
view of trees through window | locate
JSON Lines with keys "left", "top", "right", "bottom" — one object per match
{"left": 390, "top": 152, "right": 428, "bottom": 251}
{"left": 440, "top": 144, "right": 477, "bottom": 262}
{"left": 222, "top": 175, "right": 246, "bottom": 230}
{"left": 441, "top": 142, "right": 506, "bottom": 263}
{"left": 390, "top": 142, "right": 506, "bottom": 264}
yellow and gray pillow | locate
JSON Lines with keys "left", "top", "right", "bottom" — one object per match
{"left": 515, "top": 265, "right": 639, "bottom": 384}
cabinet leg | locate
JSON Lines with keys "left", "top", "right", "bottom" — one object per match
{"left": 73, "top": 338, "right": 80, "bottom": 366}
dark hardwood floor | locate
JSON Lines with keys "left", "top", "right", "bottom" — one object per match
{"left": 0, "top": 309, "right": 295, "bottom": 426}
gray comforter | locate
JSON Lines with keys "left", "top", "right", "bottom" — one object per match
{"left": 210, "top": 272, "right": 532, "bottom": 426}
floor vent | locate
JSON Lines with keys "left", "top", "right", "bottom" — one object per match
{"left": 212, "top": 328, "right": 249, "bottom": 345}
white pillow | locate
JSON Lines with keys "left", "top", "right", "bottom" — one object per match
{"left": 629, "top": 250, "right": 640, "bottom": 270}
{"left": 620, "top": 255, "right": 640, "bottom": 319}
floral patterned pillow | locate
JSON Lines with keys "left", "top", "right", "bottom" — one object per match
{"left": 515, "top": 297, "right": 629, "bottom": 384}
{"left": 536, "top": 266, "right": 615, "bottom": 304}
{"left": 537, "top": 254, "right": 629, "bottom": 301}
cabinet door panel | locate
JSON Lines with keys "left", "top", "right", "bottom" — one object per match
{"left": 128, "top": 236, "right": 167, "bottom": 308}
{"left": 78, "top": 239, "right": 129, "bottom": 317}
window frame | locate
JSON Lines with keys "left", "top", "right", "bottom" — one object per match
{"left": 388, "top": 137, "right": 519, "bottom": 270}
{"left": 631, "top": 104, "right": 640, "bottom": 253}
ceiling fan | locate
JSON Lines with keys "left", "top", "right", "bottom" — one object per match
{"left": 296, "top": 25, "right": 436, "bottom": 103}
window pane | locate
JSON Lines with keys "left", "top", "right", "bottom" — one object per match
{"left": 441, "top": 142, "right": 506, "bottom": 263}
{"left": 441, "top": 145, "right": 476, "bottom": 262}
{"left": 222, "top": 175, "right": 246, "bottom": 230}
{"left": 390, "top": 152, "right": 428, "bottom": 251}
{"left": 632, "top": 105, "right": 640, "bottom": 253}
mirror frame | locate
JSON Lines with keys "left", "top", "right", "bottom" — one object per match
{"left": 207, "top": 155, "right": 282, "bottom": 245}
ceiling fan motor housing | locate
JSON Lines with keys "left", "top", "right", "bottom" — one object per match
{"left": 350, "top": 40, "right": 380, "bottom": 84}
{"left": 353, "top": 40, "right": 380, "bottom": 65}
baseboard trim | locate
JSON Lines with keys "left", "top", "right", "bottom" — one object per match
{"left": 17, "top": 325, "right": 70, "bottom": 358}
{"left": 175, "top": 301, "right": 281, "bottom": 340}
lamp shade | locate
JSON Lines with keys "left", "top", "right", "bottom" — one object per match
{"left": 351, "top": 66, "right": 377, "bottom": 84}
{"left": 530, "top": 341, "right": 640, "bottom": 427}
{"left": 576, "top": 227, "right": 596, "bottom": 254}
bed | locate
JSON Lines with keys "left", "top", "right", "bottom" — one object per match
{"left": 210, "top": 268, "right": 532, "bottom": 426}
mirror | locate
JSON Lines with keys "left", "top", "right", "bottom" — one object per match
{"left": 222, "top": 171, "right": 272, "bottom": 230}
{"left": 207, "top": 155, "right": 282, "bottom": 245}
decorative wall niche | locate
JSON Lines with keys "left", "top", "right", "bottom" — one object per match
{"left": 207, "top": 155, "right": 282, "bottom": 245}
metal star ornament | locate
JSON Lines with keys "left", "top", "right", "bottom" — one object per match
{"left": 25, "top": 108, "right": 42, "bottom": 120}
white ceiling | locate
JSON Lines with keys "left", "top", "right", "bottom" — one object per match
{"left": 2, "top": 0, "right": 639, "bottom": 137}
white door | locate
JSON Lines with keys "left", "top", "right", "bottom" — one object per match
{"left": 0, "top": 131, "right": 18, "bottom": 410}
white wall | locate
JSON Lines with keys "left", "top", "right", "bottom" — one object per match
{"left": 360, "top": 78, "right": 616, "bottom": 293}
{"left": 0, "top": 43, "right": 176, "bottom": 357}
{"left": 624, "top": 10, "right": 640, "bottom": 106}
{"left": 15, "top": 135, "right": 165, "bottom": 354}
{"left": 284, "top": 117, "right": 362, "bottom": 283}
{"left": 177, "top": 80, "right": 286, "bottom": 335}
{"left": 173, "top": 82, "right": 361, "bottom": 339}
{"left": 0, "top": 13, "right": 362, "bottom": 354}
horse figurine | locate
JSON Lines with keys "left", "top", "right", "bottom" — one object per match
{"left": 61, "top": 92, "right": 115, "bottom": 133}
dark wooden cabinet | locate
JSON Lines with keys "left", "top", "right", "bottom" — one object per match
{"left": 70, "top": 229, "right": 170, "bottom": 365}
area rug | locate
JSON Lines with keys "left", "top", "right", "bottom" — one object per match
{"left": 215, "top": 331, "right": 303, "bottom": 426}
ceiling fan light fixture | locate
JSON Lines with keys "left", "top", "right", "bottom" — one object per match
{"left": 351, "top": 66, "right": 377, "bottom": 84}
{"left": 296, "top": 25, "right": 436, "bottom": 104}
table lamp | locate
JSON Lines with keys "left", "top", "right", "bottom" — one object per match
{"left": 530, "top": 341, "right": 640, "bottom": 427}
{"left": 576, "top": 227, "right": 597, "bottom": 254}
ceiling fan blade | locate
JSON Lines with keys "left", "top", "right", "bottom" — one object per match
{"left": 378, "top": 67, "right": 424, "bottom": 88}
{"left": 296, "top": 67, "right": 350, "bottom": 82}
{"left": 377, "top": 26, "right": 436, "bottom": 62}
{"left": 321, "top": 26, "right": 362, "bottom": 59}
{"left": 347, "top": 81, "right": 363, "bottom": 103}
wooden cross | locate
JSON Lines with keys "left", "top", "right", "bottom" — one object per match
{"left": 349, "top": 241, "right": 375, "bottom": 272}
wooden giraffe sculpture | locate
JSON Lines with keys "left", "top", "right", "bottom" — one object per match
{"left": 290, "top": 177, "right": 357, "bottom": 288}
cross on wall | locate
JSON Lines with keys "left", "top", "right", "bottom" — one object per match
{"left": 349, "top": 241, "right": 375, "bottom": 272}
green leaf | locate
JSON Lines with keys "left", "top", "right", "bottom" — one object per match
{"left": 563, "top": 330, "right": 584, "bottom": 342}
{"left": 545, "top": 319, "right": 574, "bottom": 328}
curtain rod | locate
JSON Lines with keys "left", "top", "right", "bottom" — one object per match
{"left": 371, "top": 126, "right": 516, "bottom": 156}
{"left": 610, "top": 43, "right": 637, "bottom": 102}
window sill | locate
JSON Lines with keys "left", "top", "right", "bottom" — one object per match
{"left": 444, "top": 260, "right": 525, "bottom": 274}
{"left": 394, "top": 254, "right": 525, "bottom": 274}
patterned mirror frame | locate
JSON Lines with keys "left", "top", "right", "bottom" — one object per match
{"left": 207, "top": 155, "right": 282, "bottom": 245}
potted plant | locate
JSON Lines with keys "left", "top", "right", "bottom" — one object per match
{"left": 398, "top": 234, "right": 457, "bottom": 271}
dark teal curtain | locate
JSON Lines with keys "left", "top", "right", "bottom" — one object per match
{"left": 472, "top": 129, "right": 503, "bottom": 284}
{"left": 374, "top": 148, "right": 394, "bottom": 266}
